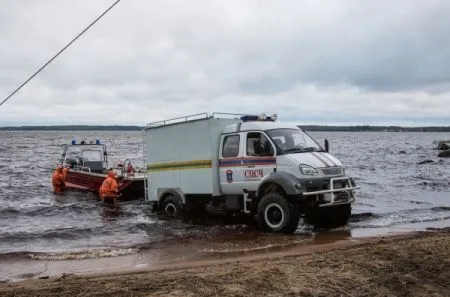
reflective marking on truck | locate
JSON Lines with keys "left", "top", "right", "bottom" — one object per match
{"left": 218, "top": 158, "right": 242, "bottom": 167}
{"left": 219, "top": 157, "right": 276, "bottom": 167}
{"left": 243, "top": 158, "right": 276, "bottom": 165}
{"left": 147, "top": 160, "right": 212, "bottom": 171}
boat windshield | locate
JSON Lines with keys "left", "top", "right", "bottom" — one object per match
{"left": 266, "top": 128, "right": 323, "bottom": 154}
{"left": 62, "top": 144, "right": 106, "bottom": 168}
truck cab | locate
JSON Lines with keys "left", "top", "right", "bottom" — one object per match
{"left": 144, "top": 113, "right": 359, "bottom": 233}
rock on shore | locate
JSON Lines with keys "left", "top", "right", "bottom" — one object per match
{"left": 438, "top": 150, "right": 450, "bottom": 158}
{"left": 437, "top": 141, "right": 450, "bottom": 150}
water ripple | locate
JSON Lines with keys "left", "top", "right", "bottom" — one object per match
{"left": 0, "top": 131, "right": 449, "bottom": 256}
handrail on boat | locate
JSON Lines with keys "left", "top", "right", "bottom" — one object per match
{"left": 75, "top": 166, "right": 91, "bottom": 173}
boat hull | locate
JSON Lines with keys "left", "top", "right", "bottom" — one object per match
{"left": 64, "top": 170, "right": 145, "bottom": 201}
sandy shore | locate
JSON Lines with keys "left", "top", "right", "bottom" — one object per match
{"left": 1, "top": 228, "right": 449, "bottom": 297}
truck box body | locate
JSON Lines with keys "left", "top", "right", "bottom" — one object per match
{"left": 144, "top": 116, "right": 239, "bottom": 201}
{"left": 143, "top": 112, "right": 360, "bottom": 233}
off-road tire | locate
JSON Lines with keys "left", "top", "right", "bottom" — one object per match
{"left": 307, "top": 204, "right": 351, "bottom": 229}
{"left": 257, "top": 193, "right": 300, "bottom": 234}
{"left": 161, "top": 194, "right": 184, "bottom": 217}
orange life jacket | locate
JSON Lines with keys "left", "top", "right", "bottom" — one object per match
{"left": 62, "top": 167, "right": 69, "bottom": 180}
{"left": 52, "top": 168, "right": 65, "bottom": 193}
{"left": 99, "top": 173, "right": 118, "bottom": 199}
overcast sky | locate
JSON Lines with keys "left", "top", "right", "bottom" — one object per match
{"left": 1, "top": 0, "right": 449, "bottom": 126}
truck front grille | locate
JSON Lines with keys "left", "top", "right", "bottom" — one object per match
{"left": 321, "top": 167, "right": 343, "bottom": 176}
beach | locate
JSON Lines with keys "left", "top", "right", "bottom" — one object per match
{"left": 1, "top": 227, "right": 449, "bottom": 297}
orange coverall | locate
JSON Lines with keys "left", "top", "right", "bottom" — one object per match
{"left": 62, "top": 167, "right": 69, "bottom": 180}
{"left": 99, "top": 171, "right": 119, "bottom": 202}
{"left": 52, "top": 166, "right": 65, "bottom": 193}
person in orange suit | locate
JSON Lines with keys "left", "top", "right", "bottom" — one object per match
{"left": 52, "top": 165, "right": 66, "bottom": 193}
{"left": 62, "top": 166, "right": 69, "bottom": 181}
{"left": 99, "top": 170, "right": 119, "bottom": 205}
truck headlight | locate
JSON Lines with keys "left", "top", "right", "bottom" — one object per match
{"left": 299, "top": 165, "right": 319, "bottom": 176}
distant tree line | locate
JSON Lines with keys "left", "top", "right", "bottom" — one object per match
{"left": 0, "top": 125, "right": 143, "bottom": 131}
{"left": 0, "top": 125, "right": 449, "bottom": 132}
{"left": 298, "top": 125, "right": 450, "bottom": 132}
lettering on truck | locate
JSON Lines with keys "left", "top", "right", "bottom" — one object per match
{"left": 244, "top": 169, "right": 264, "bottom": 181}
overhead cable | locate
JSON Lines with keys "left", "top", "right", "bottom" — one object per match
{"left": 0, "top": 0, "right": 121, "bottom": 107}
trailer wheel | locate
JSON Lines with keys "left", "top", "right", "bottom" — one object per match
{"left": 307, "top": 204, "right": 351, "bottom": 229}
{"left": 161, "top": 195, "right": 183, "bottom": 217}
{"left": 257, "top": 193, "right": 300, "bottom": 234}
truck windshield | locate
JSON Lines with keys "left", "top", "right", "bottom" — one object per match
{"left": 266, "top": 129, "right": 323, "bottom": 154}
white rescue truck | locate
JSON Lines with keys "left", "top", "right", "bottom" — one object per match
{"left": 143, "top": 113, "right": 359, "bottom": 233}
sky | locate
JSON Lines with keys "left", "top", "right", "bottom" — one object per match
{"left": 0, "top": 0, "right": 450, "bottom": 127}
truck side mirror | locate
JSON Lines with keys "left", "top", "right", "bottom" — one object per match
{"left": 324, "top": 139, "right": 329, "bottom": 152}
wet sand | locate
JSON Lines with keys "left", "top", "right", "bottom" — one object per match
{"left": 1, "top": 227, "right": 449, "bottom": 297}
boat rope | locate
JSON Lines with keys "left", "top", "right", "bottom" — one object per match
{"left": 0, "top": 0, "right": 121, "bottom": 108}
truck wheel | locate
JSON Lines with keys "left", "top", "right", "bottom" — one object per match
{"left": 257, "top": 193, "right": 300, "bottom": 234}
{"left": 161, "top": 195, "right": 184, "bottom": 217}
{"left": 308, "top": 204, "right": 351, "bottom": 229}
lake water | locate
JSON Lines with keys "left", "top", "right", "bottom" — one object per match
{"left": 0, "top": 131, "right": 449, "bottom": 280}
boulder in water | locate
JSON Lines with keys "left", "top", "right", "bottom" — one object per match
{"left": 438, "top": 150, "right": 450, "bottom": 158}
{"left": 437, "top": 141, "right": 450, "bottom": 150}
{"left": 398, "top": 150, "right": 406, "bottom": 154}
{"left": 417, "top": 160, "right": 434, "bottom": 165}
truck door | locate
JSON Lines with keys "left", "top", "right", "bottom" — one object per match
{"left": 243, "top": 131, "right": 277, "bottom": 192}
{"left": 219, "top": 133, "right": 245, "bottom": 195}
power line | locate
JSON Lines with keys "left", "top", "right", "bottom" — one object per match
{"left": 0, "top": 0, "right": 121, "bottom": 107}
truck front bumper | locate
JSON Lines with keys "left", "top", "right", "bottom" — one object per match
{"left": 299, "top": 176, "right": 360, "bottom": 207}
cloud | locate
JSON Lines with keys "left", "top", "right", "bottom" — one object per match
{"left": 0, "top": 0, "right": 449, "bottom": 126}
